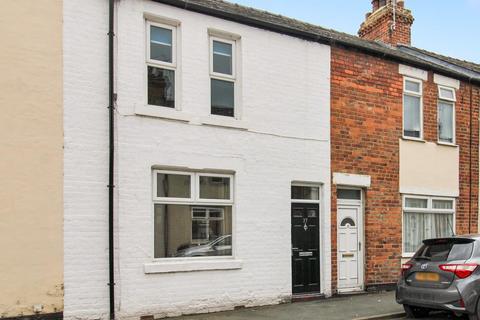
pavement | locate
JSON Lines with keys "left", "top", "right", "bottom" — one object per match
{"left": 170, "top": 291, "right": 405, "bottom": 320}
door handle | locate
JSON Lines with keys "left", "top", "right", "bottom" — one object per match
{"left": 359, "top": 241, "right": 362, "bottom": 251}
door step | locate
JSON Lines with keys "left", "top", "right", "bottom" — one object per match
{"left": 292, "top": 292, "right": 325, "bottom": 302}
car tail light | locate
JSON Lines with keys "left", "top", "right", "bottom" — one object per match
{"left": 439, "top": 264, "right": 479, "bottom": 279}
{"left": 401, "top": 262, "right": 413, "bottom": 275}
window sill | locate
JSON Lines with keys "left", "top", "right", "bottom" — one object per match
{"left": 437, "top": 141, "right": 458, "bottom": 148}
{"left": 401, "top": 136, "right": 426, "bottom": 143}
{"left": 144, "top": 258, "right": 243, "bottom": 274}
{"left": 135, "top": 105, "right": 191, "bottom": 122}
{"left": 201, "top": 115, "right": 248, "bottom": 130}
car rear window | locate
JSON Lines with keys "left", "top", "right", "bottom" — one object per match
{"left": 414, "top": 239, "right": 474, "bottom": 262}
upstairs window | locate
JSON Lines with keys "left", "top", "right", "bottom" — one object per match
{"left": 147, "top": 21, "right": 176, "bottom": 108}
{"left": 403, "top": 78, "right": 423, "bottom": 139}
{"left": 210, "top": 37, "right": 236, "bottom": 117}
{"left": 438, "top": 86, "right": 456, "bottom": 144}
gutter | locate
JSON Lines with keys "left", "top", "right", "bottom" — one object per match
{"left": 152, "top": 0, "right": 480, "bottom": 85}
{"left": 108, "top": 0, "right": 116, "bottom": 319}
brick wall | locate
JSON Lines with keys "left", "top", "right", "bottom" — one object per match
{"left": 331, "top": 46, "right": 403, "bottom": 290}
{"left": 331, "top": 44, "right": 480, "bottom": 291}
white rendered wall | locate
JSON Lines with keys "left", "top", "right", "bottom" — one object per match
{"left": 64, "top": 1, "right": 331, "bottom": 319}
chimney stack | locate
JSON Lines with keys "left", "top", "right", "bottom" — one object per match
{"left": 358, "top": 0, "right": 414, "bottom": 46}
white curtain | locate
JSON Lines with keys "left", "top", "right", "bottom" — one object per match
{"left": 439, "top": 102, "right": 454, "bottom": 142}
{"left": 404, "top": 212, "right": 453, "bottom": 253}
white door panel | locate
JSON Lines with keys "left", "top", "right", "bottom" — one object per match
{"left": 337, "top": 202, "right": 363, "bottom": 291}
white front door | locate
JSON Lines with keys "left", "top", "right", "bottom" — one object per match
{"left": 337, "top": 200, "right": 363, "bottom": 292}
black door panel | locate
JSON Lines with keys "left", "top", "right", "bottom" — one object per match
{"left": 292, "top": 203, "right": 320, "bottom": 294}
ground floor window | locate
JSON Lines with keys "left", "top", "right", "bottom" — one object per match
{"left": 153, "top": 170, "right": 233, "bottom": 259}
{"left": 402, "top": 195, "right": 455, "bottom": 255}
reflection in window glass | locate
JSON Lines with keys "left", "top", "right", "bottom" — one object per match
{"left": 405, "top": 80, "right": 420, "bottom": 93}
{"left": 440, "top": 87, "right": 455, "bottom": 100}
{"left": 405, "top": 198, "right": 428, "bottom": 208}
{"left": 213, "top": 41, "right": 232, "bottom": 75}
{"left": 150, "top": 26, "right": 173, "bottom": 63}
{"left": 438, "top": 101, "right": 454, "bottom": 143}
{"left": 157, "top": 173, "right": 191, "bottom": 198}
{"left": 148, "top": 66, "right": 175, "bottom": 107}
{"left": 337, "top": 189, "right": 361, "bottom": 200}
{"left": 403, "top": 95, "right": 421, "bottom": 138}
{"left": 433, "top": 200, "right": 454, "bottom": 210}
{"left": 154, "top": 204, "right": 232, "bottom": 258}
{"left": 199, "top": 176, "right": 231, "bottom": 200}
{"left": 211, "top": 79, "right": 234, "bottom": 117}
{"left": 291, "top": 186, "right": 320, "bottom": 200}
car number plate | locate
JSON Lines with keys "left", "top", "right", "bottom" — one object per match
{"left": 415, "top": 272, "right": 440, "bottom": 282}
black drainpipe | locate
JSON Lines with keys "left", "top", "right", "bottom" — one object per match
{"left": 108, "top": 0, "right": 116, "bottom": 319}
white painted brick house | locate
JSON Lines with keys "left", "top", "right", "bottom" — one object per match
{"left": 64, "top": 0, "right": 331, "bottom": 319}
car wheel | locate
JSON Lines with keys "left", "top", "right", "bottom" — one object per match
{"left": 403, "top": 305, "right": 429, "bottom": 318}
{"left": 469, "top": 299, "right": 480, "bottom": 320}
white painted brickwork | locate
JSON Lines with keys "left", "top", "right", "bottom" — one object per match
{"left": 64, "top": 1, "right": 331, "bottom": 319}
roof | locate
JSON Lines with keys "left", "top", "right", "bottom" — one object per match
{"left": 153, "top": 0, "right": 480, "bottom": 84}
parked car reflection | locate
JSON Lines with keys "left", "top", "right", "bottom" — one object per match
{"left": 175, "top": 235, "right": 232, "bottom": 257}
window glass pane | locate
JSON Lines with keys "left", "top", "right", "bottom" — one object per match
{"left": 403, "top": 212, "right": 454, "bottom": 253}
{"left": 405, "top": 80, "right": 420, "bottom": 93}
{"left": 414, "top": 241, "right": 473, "bottom": 262}
{"left": 440, "top": 87, "right": 455, "bottom": 100}
{"left": 291, "top": 186, "right": 320, "bottom": 200}
{"left": 157, "top": 173, "right": 191, "bottom": 198}
{"left": 433, "top": 199, "right": 454, "bottom": 210}
{"left": 403, "top": 94, "right": 421, "bottom": 137}
{"left": 340, "top": 217, "right": 356, "bottom": 227}
{"left": 154, "top": 205, "right": 232, "bottom": 258}
{"left": 405, "top": 198, "right": 427, "bottom": 208}
{"left": 150, "top": 26, "right": 172, "bottom": 63}
{"left": 213, "top": 41, "right": 232, "bottom": 75}
{"left": 337, "top": 189, "right": 361, "bottom": 200}
{"left": 199, "top": 176, "right": 231, "bottom": 200}
{"left": 211, "top": 79, "right": 234, "bottom": 117}
{"left": 438, "top": 101, "right": 454, "bottom": 143}
{"left": 148, "top": 66, "right": 175, "bottom": 108}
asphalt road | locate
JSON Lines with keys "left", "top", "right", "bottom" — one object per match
{"left": 395, "top": 311, "right": 469, "bottom": 319}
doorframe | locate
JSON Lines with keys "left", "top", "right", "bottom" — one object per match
{"left": 336, "top": 187, "right": 365, "bottom": 293}
{"left": 291, "top": 182, "right": 323, "bottom": 296}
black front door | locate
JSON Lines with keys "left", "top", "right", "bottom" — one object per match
{"left": 291, "top": 203, "right": 320, "bottom": 294}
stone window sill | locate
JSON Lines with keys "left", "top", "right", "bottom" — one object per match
{"left": 437, "top": 141, "right": 458, "bottom": 148}
{"left": 144, "top": 259, "right": 243, "bottom": 274}
{"left": 135, "top": 105, "right": 191, "bottom": 122}
{"left": 401, "top": 136, "right": 426, "bottom": 143}
{"left": 201, "top": 115, "right": 248, "bottom": 130}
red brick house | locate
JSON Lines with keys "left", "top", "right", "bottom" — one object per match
{"left": 331, "top": 0, "right": 480, "bottom": 293}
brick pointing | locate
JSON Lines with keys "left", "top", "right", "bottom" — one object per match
{"left": 331, "top": 44, "right": 480, "bottom": 291}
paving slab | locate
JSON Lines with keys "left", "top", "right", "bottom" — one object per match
{"left": 169, "top": 291, "right": 404, "bottom": 320}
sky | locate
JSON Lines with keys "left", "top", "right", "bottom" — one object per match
{"left": 229, "top": 0, "right": 480, "bottom": 64}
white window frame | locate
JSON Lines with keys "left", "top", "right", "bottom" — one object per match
{"left": 402, "top": 77, "right": 424, "bottom": 140}
{"left": 153, "top": 170, "right": 194, "bottom": 202}
{"left": 402, "top": 194, "right": 456, "bottom": 257}
{"left": 197, "top": 173, "right": 234, "bottom": 203}
{"left": 209, "top": 36, "right": 237, "bottom": 118}
{"left": 437, "top": 85, "right": 456, "bottom": 145}
{"left": 146, "top": 20, "right": 178, "bottom": 109}
{"left": 152, "top": 170, "right": 235, "bottom": 261}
